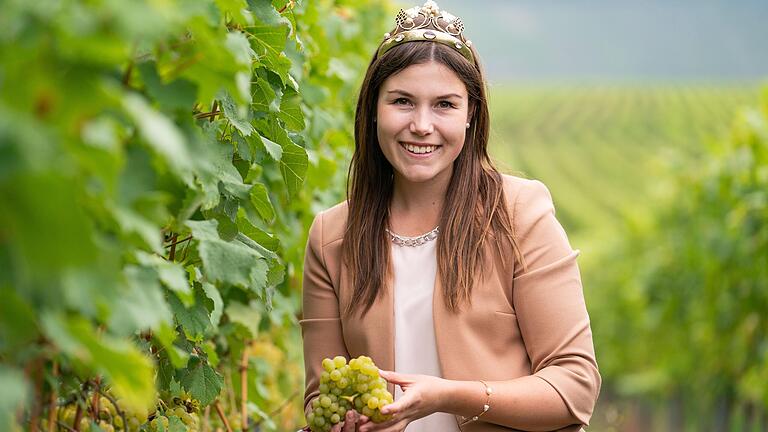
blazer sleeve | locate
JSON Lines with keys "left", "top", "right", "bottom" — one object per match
{"left": 511, "top": 180, "right": 601, "bottom": 426}
{"left": 300, "top": 211, "right": 351, "bottom": 413}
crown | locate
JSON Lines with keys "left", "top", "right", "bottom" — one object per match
{"left": 377, "top": 1, "right": 474, "bottom": 64}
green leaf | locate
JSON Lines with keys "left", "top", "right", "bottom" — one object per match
{"left": 0, "top": 173, "right": 97, "bottom": 271}
{"left": 201, "top": 282, "right": 224, "bottom": 327}
{"left": 167, "top": 415, "right": 187, "bottom": 432}
{"left": 249, "top": 182, "right": 275, "bottom": 222}
{"left": 187, "top": 220, "right": 266, "bottom": 289}
{"left": 219, "top": 91, "right": 255, "bottom": 136}
{"left": 169, "top": 290, "right": 211, "bottom": 342}
{"left": 112, "top": 205, "right": 164, "bottom": 254}
{"left": 137, "top": 61, "right": 198, "bottom": 112}
{"left": 123, "top": 93, "right": 194, "bottom": 185}
{"left": 179, "top": 356, "right": 223, "bottom": 406}
{"left": 251, "top": 76, "right": 277, "bottom": 113}
{"left": 250, "top": 258, "right": 269, "bottom": 295}
{"left": 255, "top": 117, "right": 307, "bottom": 196}
{"left": 108, "top": 266, "right": 172, "bottom": 335}
{"left": 0, "top": 287, "right": 38, "bottom": 353}
{"left": 225, "top": 301, "right": 262, "bottom": 337}
{"left": 154, "top": 323, "right": 190, "bottom": 369}
{"left": 237, "top": 216, "right": 279, "bottom": 252}
{"left": 247, "top": 23, "right": 291, "bottom": 85}
{"left": 278, "top": 86, "right": 305, "bottom": 131}
{"left": 260, "top": 134, "right": 283, "bottom": 161}
{"left": 225, "top": 31, "right": 256, "bottom": 68}
{"left": 136, "top": 252, "right": 194, "bottom": 306}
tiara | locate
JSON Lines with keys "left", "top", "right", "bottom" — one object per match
{"left": 377, "top": 1, "right": 475, "bottom": 64}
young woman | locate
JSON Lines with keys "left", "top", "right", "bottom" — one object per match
{"left": 300, "top": 2, "right": 600, "bottom": 431}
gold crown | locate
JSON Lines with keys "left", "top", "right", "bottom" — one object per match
{"left": 377, "top": 1, "right": 474, "bottom": 64}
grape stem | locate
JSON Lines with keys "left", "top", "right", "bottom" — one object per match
{"left": 97, "top": 386, "right": 127, "bottom": 432}
{"left": 73, "top": 401, "right": 83, "bottom": 432}
{"left": 27, "top": 356, "right": 44, "bottom": 432}
{"left": 90, "top": 377, "right": 101, "bottom": 421}
{"left": 56, "top": 421, "right": 77, "bottom": 432}
{"left": 253, "top": 389, "right": 301, "bottom": 428}
{"left": 213, "top": 400, "right": 233, "bottom": 432}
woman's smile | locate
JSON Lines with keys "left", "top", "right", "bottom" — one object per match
{"left": 400, "top": 141, "right": 441, "bottom": 156}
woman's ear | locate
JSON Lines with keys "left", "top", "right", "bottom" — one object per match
{"left": 467, "top": 102, "right": 476, "bottom": 124}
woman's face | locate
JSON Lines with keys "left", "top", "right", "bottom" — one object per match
{"left": 376, "top": 61, "right": 471, "bottom": 186}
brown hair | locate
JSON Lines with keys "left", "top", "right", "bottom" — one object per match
{"left": 343, "top": 40, "right": 523, "bottom": 317}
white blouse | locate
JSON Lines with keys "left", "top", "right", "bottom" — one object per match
{"left": 391, "top": 233, "right": 460, "bottom": 432}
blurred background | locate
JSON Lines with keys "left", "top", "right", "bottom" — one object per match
{"left": 0, "top": 0, "right": 765, "bottom": 431}
{"left": 434, "top": 1, "right": 768, "bottom": 431}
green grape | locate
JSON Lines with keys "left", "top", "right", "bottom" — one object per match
{"left": 322, "top": 358, "right": 335, "bottom": 372}
{"left": 308, "top": 356, "right": 394, "bottom": 432}
{"left": 333, "top": 356, "right": 346, "bottom": 369}
{"left": 320, "top": 395, "right": 331, "bottom": 408}
{"left": 330, "top": 369, "right": 341, "bottom": 381}
{"left": 367, "top": 397, "right": 379, "bottom": 410}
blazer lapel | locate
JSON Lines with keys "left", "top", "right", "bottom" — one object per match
{"left": 339, "top": 261, "right": 395, "bottom": 374}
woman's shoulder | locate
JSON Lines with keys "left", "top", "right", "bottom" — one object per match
{"left": 307, "top": 200, "right": 349, "bottom": 248}
{"left": 499, "top": 173, "right": 554, "bottom": 210}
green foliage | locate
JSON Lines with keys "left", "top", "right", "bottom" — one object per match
{"left": 490, "top": 85, "right": 767, "bottom": 427}
{"left": 588, "top": 88, "right": 768, "bottom": 427}
{"left": 0, "top": 0, "right": 391, "bottom": 430}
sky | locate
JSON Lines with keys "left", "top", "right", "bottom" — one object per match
{"left": 403, "top": 0, "right": 768, "bottom": 83}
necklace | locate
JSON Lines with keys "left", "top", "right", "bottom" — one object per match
{"left": 385, "top": 226, "right": 439, "bottom": 247}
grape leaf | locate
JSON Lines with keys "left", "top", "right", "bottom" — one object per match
{"left": 179, "top": 356, "right": 223, "bottom": 406}
{"left": 249, "top": 182, "right": 275, "bottom": 222}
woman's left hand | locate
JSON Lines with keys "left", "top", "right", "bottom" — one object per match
{"left": 357, "top": 370, "right": 447, "bottom": 432}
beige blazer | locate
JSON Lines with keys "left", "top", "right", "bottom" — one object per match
{"left": 300, "top": 175, "right": 601, "bottom": 431}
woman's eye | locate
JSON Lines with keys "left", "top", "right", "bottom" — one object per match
{"left": 393, "top": 98, "right": 410, "bottom": 105}
{"left": 437, "top": 101, "right": 455, "bottom": 109}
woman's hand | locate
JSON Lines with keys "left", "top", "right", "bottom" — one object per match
{"left": 330, "top": 409, "right": 370, "bottom": 432}
{"left": 357, "top": 370, "right": 447, "bottom": 432}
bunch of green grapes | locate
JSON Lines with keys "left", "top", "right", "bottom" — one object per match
{"left": 307, "top": 356, "right": 393, "bottom": 432}
{"left": 148, "top": 398, "right": 201, "bottom": 432}
{"left": 53, "top": 393, "right": 144, "bottom": 432}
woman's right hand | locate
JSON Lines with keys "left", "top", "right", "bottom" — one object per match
{"left": 331, "top": 410, "right": 370, "bottom": 432}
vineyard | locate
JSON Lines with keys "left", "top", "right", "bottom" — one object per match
{"left": 489, "top": 85, "right": 759, "bottom": 241}
{"left": 488, "top": 85, "right": 768, "bottom": 431}
{"left": 1, "top": 0, "right": 766, "bottom": 431}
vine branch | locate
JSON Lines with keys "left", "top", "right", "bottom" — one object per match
{"left": 213, "top": 400, "right": 233, "bottom": 432}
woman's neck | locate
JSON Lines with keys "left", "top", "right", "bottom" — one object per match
{"left": 388, "top": 173, "right": 450, "bottom": 236}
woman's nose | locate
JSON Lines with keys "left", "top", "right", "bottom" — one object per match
{"left": 409, "top": 107, "right": 434, "bottom": 135}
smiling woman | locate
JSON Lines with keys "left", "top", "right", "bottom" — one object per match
{"left": 300, "top": 2, "right": 601, "bottom": 432}
{"left": 375, "top": 61, "right": 470, "bottom": 186}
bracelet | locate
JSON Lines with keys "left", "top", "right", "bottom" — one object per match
{"left": 459, "top": 380, "right": 493, "bottom": 427}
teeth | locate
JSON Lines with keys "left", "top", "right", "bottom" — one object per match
{"left": 403, "top": 144, "right": 437, "bottom": 154}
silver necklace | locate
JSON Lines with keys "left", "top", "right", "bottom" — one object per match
{"left": 385, "top": 226, "right": 439, "bottom": 247}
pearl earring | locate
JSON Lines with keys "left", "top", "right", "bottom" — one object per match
{"left": 465, "top": 122, "right": 470, "bottom": 129}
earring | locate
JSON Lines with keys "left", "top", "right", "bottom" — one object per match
{"left": 465, "top": 122, "right": 470, "bottom": 129}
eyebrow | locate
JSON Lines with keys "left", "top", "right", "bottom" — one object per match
{"left": 386, "top": 90, "right": 464, "bottom": 99}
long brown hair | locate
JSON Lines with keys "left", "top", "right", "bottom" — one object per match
{"left": 343, "top": 40, "right": 523, "bottom": 317}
